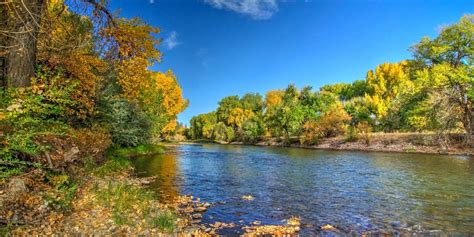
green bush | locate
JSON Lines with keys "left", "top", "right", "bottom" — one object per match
{"left": 212, "top": 122, "right": 234, "bottom": 142}
{"left": 239, "top": 120, "right": 264, "bottom": 144}
{"left": 0, "top": 70, "right": 75, "bottom": 178}
{"left": 98, "top": 94, "right": 152, "bottom": 147}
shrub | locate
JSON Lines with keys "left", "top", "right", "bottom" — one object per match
{"left": 301, "top": 105, "right": 351, "bottom": 145}
{"left": 73, "top": 126, "right": 112, "bottom": 161}
{"left": 345, "top": 125, "right": 359, "bottom": 142}
{"left": 212, "top": 122, "right": 234, "bottom": 142}
{"left": 98, "top": 95, "right": 152, "bottom": 147}
{"left": 0, "top": 71, "right": 75, "bottom": 178}
{"left": 300, "top": 121, "right": 320, "bottom": 145}
{"left": 357, "top": 121, "right": 372, "bottom": 145}
{"left": 239, "top": 120, "right": 264, "bottom": 144}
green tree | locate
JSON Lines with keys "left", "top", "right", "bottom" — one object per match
{"left": 408, "top": 14, "right": 473, "bottom": 144}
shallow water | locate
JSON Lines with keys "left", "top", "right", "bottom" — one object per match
{"left": 132, "top": 144, "right": 474, "bottom": 235}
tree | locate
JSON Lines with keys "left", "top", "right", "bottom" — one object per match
{"left": 216, "top": 96, "right": 241, "bottom": 125}
{"left": 363, "top": 61, "right": 413, "bottom": 131}
{"left": 267, "top": 85, "right": 304, "bottom": 141}
{"left": 409, "top": 14, "right": 474, "bottom": 144}
{"left": 1, "top": 0, "right": 116, "bottom": 88}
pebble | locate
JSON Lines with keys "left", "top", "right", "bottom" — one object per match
{"left": 192, "top": 213, "right": 202, "bottom": 219}
{"left": 194, "top": 206, "right": 207, "bottom": 212}
{"left": 252, "top": 221, "right": 261, "bottom": 225}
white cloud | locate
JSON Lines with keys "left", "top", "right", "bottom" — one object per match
{"left": 164, "top": 31, "right": 180, "bottom": 50}
{"left": 203, "top": 0, "right": 278, "bottom": 20}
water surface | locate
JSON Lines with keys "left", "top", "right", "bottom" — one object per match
{"left": 132, "top": 144, "right": 474, "bottom": 235}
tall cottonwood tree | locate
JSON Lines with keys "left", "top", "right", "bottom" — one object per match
{"left": 0, "top": 0, "right": 115, "bottom": 88}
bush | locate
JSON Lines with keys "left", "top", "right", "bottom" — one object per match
{"left": 98, "top": 95, "right": 152, "bottom": 147}
{"left": 73, "top": 126, "right": 112, "bottom": 161}
{"left": 301, "top": 105, "right": 351, "bottom": 145}
{"left": 212, "top": 122, "right": 234, "bottom": 142}
{"left": 0, "top": 71, "right": 75, "bottom": 178}
{"left": 239, "top": 120, "right": 264, "bottom": 144}
{"left": 357, "top": 121, "right": 372, "bottom": 145}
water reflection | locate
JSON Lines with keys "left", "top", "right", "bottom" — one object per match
{"left": 133, "top": 152, "right": 180, "bottom": 201}
{"left": 131, "top": 144, "right": 474, "bottom": 234}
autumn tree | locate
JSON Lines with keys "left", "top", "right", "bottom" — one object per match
{"left": 408, "top": 14, "right": 473, "bottom": 144}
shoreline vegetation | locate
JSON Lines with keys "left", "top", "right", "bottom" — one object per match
{"left": 186, "top": 15, "right": 474, "bottom": 159}
{"left": 185, "top": 132, "right": 474, "bottom": 156}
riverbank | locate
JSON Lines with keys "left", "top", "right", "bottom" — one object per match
{"left": 1, "top": 144, "right": 304, "bottom": 236}
{"left": 0, "top": 145, "right": 204, "bottom": 235}
{"left": 190, "top": 133, "right": 474, "bottom": 156}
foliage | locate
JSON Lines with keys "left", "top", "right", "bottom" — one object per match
{"left": 212, "top": 122, "right": 235, "bottom": 142}
{"left": 97, "top": 90, "right": 152, "bottom": 147}
{"left": 73, "top": 126, "right": 112, "bottom": 160}
{"left": 239, "top": 119, "right": 265, "bottom": 143}
{"left": 151, "top": 70, "right": 189, "bottom": 137}
{"left": 266, "top": 85, "right": 305, "bottom": 141}
{"left": 44, "top": 173, "right": 78, "bottom": 211}
{"left": 300, "top": 104, "right": 351, "bottom": 145}
{"left": 0, "top": 69, "right": 75, "bottom": 178}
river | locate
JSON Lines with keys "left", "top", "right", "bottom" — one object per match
{"left": 131, "top": 144, "right": 474, "bottom": 235}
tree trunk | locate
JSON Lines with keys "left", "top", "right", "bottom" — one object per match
{"left": 463, "top": 105, "right": 474, "bottom": 147}
{"left": 5, "top": 0, "right": 44, "bottom": 88}
{"left": 0, "top": 3, "right": 8, "bottom": 88}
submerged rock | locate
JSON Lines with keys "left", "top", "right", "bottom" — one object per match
{"left": 241, "top": 195, "right": 254, "bottom": 200}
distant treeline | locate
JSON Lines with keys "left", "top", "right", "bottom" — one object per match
{"left": 188, "top": 15, "right": 473, "bottom": 146}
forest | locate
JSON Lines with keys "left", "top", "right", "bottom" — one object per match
{"left": 189, "top": 14, "right": 474, "bottom": 148}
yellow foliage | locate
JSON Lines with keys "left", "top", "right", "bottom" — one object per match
{"left": 364, "top": 61, "right": 412, "bottom": 118}
{"left": 265, "top": 90, "right": 284, "bottom": 107}
{"left": 227, "top": 108, "right": 254, "bottom": 128}
{"left": 153, "top": 70, "right": 188, "bottom": 117}
{"left": 37, "top": 1, "right": 106, "bottom": 119}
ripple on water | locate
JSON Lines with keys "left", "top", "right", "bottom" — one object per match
{"left": 132, "top": 144, "right": 474, "bottom": 235}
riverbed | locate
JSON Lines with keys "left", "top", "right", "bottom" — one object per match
{"left": 132, "top": 144, "right": 474, "bottom": 235}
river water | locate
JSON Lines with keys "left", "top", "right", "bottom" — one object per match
{"left": 131, "top": 144, "right": 474, "bottom": 235}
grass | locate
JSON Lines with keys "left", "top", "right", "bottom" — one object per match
{"left": 43, "top": 173, "right": 78, "bottom": 211}
{"left": 94, "top": 180, "right": 176, "bottom": 232}
{"left": 93, "top": 155, "right": 131, "bottom": 177}
{"left": 91, "top": 144, "right": 176, "bottom": 232}
{"left": 111, "top": 144, "right": 164, "bottom": 157}
{"left": 151, "top": 211, "right": 176, "bottom": 232}
{"left": 95, "top": 181, "right": 153, "bottom": 225}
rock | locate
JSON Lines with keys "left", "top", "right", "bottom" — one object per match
{"left": 204, "top": 228, "right": 212, "bottom": 233}
{"left": 64, "top": 146, "right": 80, "bottom": 162}
{"left": 184, "top": 226, "right": 200, "bottom": 233}
{"left": 183, "top": 206, "right": 194, "bottom": 213}
{"left": 242, "top": 195, "right": 254, "bottom": 200}
{"left": 194, "top": 206, "right": 207, "bottom": 212}
{"left": 192, "top": 213, "right": 202, "bottom": 219}
{"left": 8, "top": 178, "right": 27, "bottom": 194}
{"left": 203, "top": 202, "right": 211, "bottom": 208}
{"left": 252, "top": 221, "right": 261, "bottom": 225}
{"left": 321, "top": 224, "right": 336, "bottom": 231}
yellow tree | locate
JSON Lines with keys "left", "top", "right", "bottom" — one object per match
{"left": 153, "top": 70, "right": 189, "bottom": 135}
{"left": 364, "top": 61, "right": 413, "bottom": 119}
{"left": 104, "top": 18, "right": 161, "bottom": 103}
{"left": 227, "top": 107, "right": 255, "bottom": 128}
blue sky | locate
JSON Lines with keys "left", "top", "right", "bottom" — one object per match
{"left": 109, "top": 0, "right": 473, "bottom": 125}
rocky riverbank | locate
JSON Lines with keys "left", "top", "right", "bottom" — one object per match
{"left": 217, "top": 133, "right": 474, "bottom": 156}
